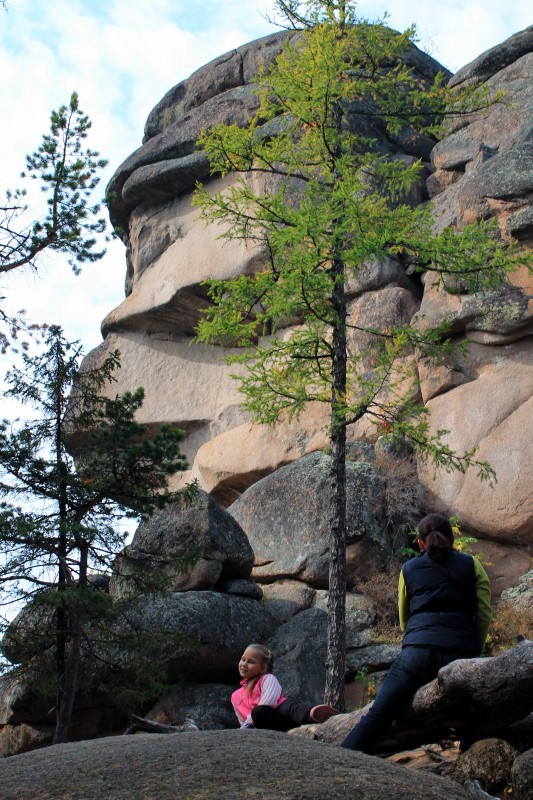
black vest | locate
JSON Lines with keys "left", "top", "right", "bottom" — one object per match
{"left": 401, "top": 550, "right": 480, "bottom": 655}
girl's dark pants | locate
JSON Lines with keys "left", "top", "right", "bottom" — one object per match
{"left": 251, "top": 698, "right": 314, "bottom": 732}
{"left": 341, "top": 646, "right": 469, "bottom": 753}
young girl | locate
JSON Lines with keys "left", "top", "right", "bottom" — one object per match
{"left": 231, "top": 644, "right": 339, "bottom": 731}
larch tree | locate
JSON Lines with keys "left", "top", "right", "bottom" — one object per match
{"left": 0, "top": 325, "right": 194, "bottom": 743}
{"left": 193, "top": 1, "right": 531, "bottom": 708}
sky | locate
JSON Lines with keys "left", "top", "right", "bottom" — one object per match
{"left": 1, "top": 0, "right": 532, "bottom": 357}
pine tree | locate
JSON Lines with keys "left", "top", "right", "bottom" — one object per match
{"left": 0, "top": 325, "right": 194, "bottom": 743}
{"left": 193, "top": 1, "right": 531, "bottom": 709}
{"left": 0, "top": 93, "right": 108, "bottom": 352}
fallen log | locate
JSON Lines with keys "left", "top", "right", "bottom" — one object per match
{"left": 124, "top": 714, "right": 199, "bottom": 735}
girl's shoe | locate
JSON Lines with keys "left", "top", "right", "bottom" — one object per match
{"left": 309, "top": 704, "right": 339, "bottom": 723}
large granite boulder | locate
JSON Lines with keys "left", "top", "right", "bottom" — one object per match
{"left": 445, "top": 738, "right": 519, "bottom": 795}
{"left": 84, "top": 30, "right": 445, "bottom": 501}
{"left": 109, "top": 489, "right": 254, "bottom": 599}
{"left": 265, "top": 608, "right": 328, "bottom": 704}
{"left": 511, "top": 748, "right": 533, "bottom": 800}
{"left": 0, "top": 730, "right": 474, "bottom": 800}
{"left": 228, "top": 452, "right": 390, "bottom": 588}
{"left": 113, "top": 591, "right": 278, "bottom": 682}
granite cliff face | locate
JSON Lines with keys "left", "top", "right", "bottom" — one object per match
{"left": 95, "top": 28, "right": 533, "bottom": 549}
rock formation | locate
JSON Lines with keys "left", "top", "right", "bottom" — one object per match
{"left": 89, "top": 25, "right": 533, "bottom": 559}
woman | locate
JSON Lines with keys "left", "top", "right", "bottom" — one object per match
{"left": 341, "top": 513, "right": 492, "bottom": 753}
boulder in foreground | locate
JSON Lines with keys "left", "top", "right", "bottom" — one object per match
{"left": 0, "top": 730, "right": 472, "bottom": 800}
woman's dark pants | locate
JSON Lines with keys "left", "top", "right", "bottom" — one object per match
{"left": 341, "top": 646, "right": 468, "bottom": 753}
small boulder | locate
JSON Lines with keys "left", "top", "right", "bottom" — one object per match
{"left": 261, "top": 580, "right": 316, "bottom": 623}
{"left": 113, "top": 591, "right": 278, "bottom": 682}
{"left": 511, "top": 748, "right": 533, "bottom": 800}
{"left": 229, "top": 452, "right": 389, "bottom": 588}
{"left": 145, "top": 682, "right": 237, "bottom": 730}
{"left": 109, "top": 490, "right": 254, "bottom": 600}
{"left": 445, "top": 738, "right": 518, "bottom": 794}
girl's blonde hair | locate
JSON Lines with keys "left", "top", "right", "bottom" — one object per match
{"left": 245, "top": 644, "right": 274, "bottom": 695}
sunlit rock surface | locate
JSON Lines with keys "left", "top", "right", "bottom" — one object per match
{"left": 87, "top": 27, "right": 533, "bottom": 547}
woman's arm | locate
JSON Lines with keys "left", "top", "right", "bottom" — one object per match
{"left": 398, "top": 569, "right": 409, "bottom": 631}
{"left": 473, "top": 558, "right": 492, "bottom": 651}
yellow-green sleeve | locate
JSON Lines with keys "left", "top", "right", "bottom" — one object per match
{"left": 398, "top": 569, "right": 410, "bottom": 631}
{"left": 474, "top": 557, "right": 492, "bottom": 651}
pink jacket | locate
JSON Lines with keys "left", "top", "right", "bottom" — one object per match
{"left": 231, "top": 673, "right": 286, "bottom": 726}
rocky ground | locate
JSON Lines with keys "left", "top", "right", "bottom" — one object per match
{"left": 0, "top": 730, "right": 474, "bottom": 800}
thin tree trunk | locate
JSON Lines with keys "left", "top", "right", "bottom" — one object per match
{"left": 53, "top": 541, "right": 88, "bottom": 744}
{"left": 55, "top": 347, "right": 69, "bottom": 735}
{"left": 324, "top": 252, "right": 347, "bottom": 711}
{"left": 324, "top": 83, "right": 348, "bottom": 711}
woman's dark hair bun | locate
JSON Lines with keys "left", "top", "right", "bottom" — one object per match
{"left": 418, "top": 513, "right": 454, "bottom": 563}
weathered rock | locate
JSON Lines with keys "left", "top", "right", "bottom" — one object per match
{"left": 143, "top": 32, "right": 295, "bottom": 141}
{"left": 114, "top": 591, "right": 278, "bottom": 683}
{"left": 109, "top": 490, "right": 254, "bottom": 600}
{"left": 0, "top": 674, "right": 54, "bottom": 727}
{"left": 0, "top": 730, "right": 473, "bottom": 800}
{"left": 511, "top": 748, "right": 533, "bottom": 800}
{"left": 449, "top": 26, "right": 533, "bottom": 88}
{"left": 0, "top": 722, "right": 54, "bottom": 758}
{"left": 444, "top": 738, "right": 518, "bottom": 794}
{"left": 193, "top": 402, "right": 332, "bottom": 505}
{"left": 470, "top": 542, "right": 532, "bottom": 600}
{"left": 84, "top": 25, "right": 533, "bottom": 554}
{"left": 261, "top": 580, "right": 316, "bottom": 623}
{"left": 314, "top": 591, "right": 375, "bottom": 646}
{"left": 265, "top": 608, "right": 328, "bottom": 703}
{"left": 87, "top": 29, "right": 450, "bottom": 509}
{"left": 345, "top": 643, "right": 402, "bottom": 674}
{"left": 121, "top": 152, "right": 211, "bottom": 206}
{"left": 501, "top": 568, "right": 533, "bottom": 606}
{"left": 217, "top": 578, "right": 263, "bottom": 599}
{"left": 348, "top": 287, "right": 420, "bottom": 360}
{"left": 414, "top": 271, "right": 533, "bottom": 343}
{"left": 501, "top": 713, "right": 533, "bottom": 753}
{"left": 1, "top": 599, "right": 56, "bottom": 666}
{"left": 413, "top": 29, "right": 533, "bottom": 542}
{"left": 229, "top": 452, "right": 389, "bottom": 588}
{"left": 417, "top": 338, "right": 533, "bottom": 544}
{"left": 145, "top": 683, "right": 237, "bottom": 730}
